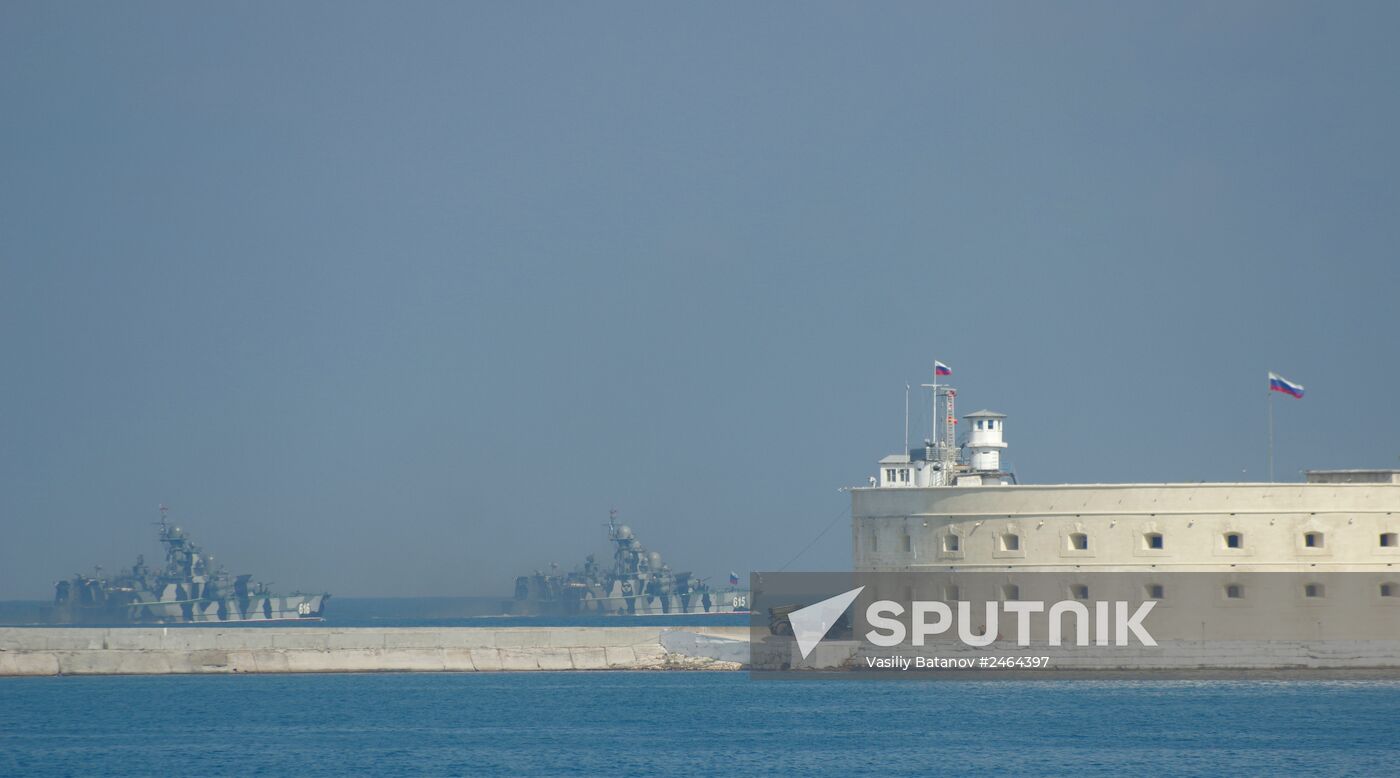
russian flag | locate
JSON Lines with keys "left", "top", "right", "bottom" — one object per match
{"left": 1269, "top": 372, "right": 1304, "bottom": 399}
{"left": 729, "top": 571, "right": 740, "bottom": 586}
{"left": 934, "top": 360, "right": 952, "bottom": 376}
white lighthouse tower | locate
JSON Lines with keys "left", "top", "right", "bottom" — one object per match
{"left": 964, "top": 410, "right": 1008, "bottom": 473}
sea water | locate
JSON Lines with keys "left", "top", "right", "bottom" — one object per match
{"left": 3, "top": 673, "right": 1399, "bottom": 776}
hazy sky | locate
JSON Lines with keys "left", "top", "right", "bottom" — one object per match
{"left": 3, "top": 3, "right": 1398, "bottom": 598}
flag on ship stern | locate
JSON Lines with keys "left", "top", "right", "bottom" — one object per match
{"left": 729, "top": 571, "right": 740, "bottom": 586}
{"left": 934, "top": 361, "right": 952, "bottom": 376}
{"left": 1269, "top": 372, "right": 1304, "bottom": 398}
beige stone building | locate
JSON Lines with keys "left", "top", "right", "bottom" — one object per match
{"left": 854, "top": 477, "right": 1400, "bottom": 575}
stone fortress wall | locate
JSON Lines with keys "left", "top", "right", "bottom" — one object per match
{"left": 853, "top": 481, "right": 1400, "bottom": 573}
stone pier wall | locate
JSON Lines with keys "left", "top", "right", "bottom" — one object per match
{"left": 0, "top": 626, "right": 750, "bottom": 676}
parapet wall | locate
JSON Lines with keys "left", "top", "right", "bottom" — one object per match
{"left": 0, "top": 626, "right": 749, "bottom": 676}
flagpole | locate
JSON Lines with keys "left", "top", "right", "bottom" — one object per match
{"left": 1267, "top": 385, "right": 1275, "bottom": 483}
{"left": 920, "top": 362, "right": 944, "bottom": 466}
{"left": 931, "top": 363, "right": 939, "bottom": 451}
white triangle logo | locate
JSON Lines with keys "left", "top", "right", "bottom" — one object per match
{"left": 790, "top": 586, "right": 865, "bottom": 659}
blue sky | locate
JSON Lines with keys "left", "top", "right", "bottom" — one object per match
{"left": 2, "top": 2, "right": 1397, "bottom": 597}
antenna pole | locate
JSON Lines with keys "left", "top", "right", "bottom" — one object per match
{"left": 903, "top": 383, "right": 910, "bottom": 456}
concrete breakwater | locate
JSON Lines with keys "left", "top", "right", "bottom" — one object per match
{"left": 0, "top": 626, "right": 749, "bottom": 676}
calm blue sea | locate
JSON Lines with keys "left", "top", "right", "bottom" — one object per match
{"left": 3, "top": 674, "right": 1399, "bottom": 776}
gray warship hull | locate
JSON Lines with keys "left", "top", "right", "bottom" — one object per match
{"left": 507, "top": 513, "right": 749, "bottom": 616}
{"left": 43, "top": 590, "right": 329, "bottom": 625}
{"left": 45, "top": 513, "right": 329, "bottom": 625}
{"left": 505, "top": 581, "right": 749, "bottom": 616}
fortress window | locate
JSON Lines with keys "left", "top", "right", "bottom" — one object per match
{"left": 1382, "top": 583, "right": 1397, "bottom": 598}
{"left": 1000, "top": 533, "right": 1021, "bottom": 551}
{"left": 1147, "top": 584, "right": 1165, "bottom": 600}
{"left": 1071, "top": 584, "right": 1089, "bottom": 600}
{"left": 1145, "top": 532, "right": 1164, "bottom": 550}
{"left": 944, "top": 534, "right": 961, "bottom": 552}
{"left": 869, "top": 531, "right": 878, "bottom": 553}
{"left": 944, "top": 585, "right": 960, "bottom": 601}
{"left": 1382, "top": 533, "right": 1398, "bottom": 548}
{"left": 1305, "top": 583, "right": 1325, "bottom": 598}
{"left": 886, "top": 468, "right": 897, "bottom": 482}
{"left": 1304, "top": 532, "right": 1324, "bottom": 548}
{"left": 1226, "top": 584, "right": 1244, "bottom": 599}
{"left": 1002, "top": 584, "right": 1021, "bottom": 601}
{"left": 899, "top": 468, "right": 910, "bottom": 483}
{"left": 1069, "top": 533, "right": 1089, "bottom": 551}
{"left": 1225, "top": 532, "right": 1243, "bottom": 549}
{"left": 901, "top": 534, "right": 912, "bottom": 553}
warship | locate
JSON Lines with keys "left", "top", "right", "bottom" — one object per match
{"left": 507, "top": 512, "right": 750, "bottom": 616}
{"left": 43, "top": 509, "right": 329, "bottom": 625}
